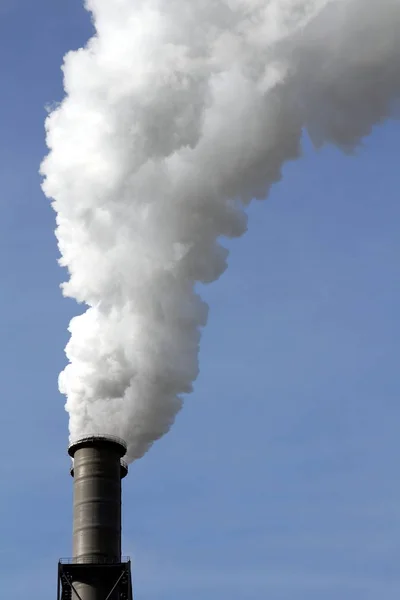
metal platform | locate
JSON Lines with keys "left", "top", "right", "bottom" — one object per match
{"left": 57, "top": 558, "right": 133, "bottom": 600}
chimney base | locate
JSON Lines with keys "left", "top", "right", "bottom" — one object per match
{"left": 57, "top": 558, "right": 133, "bottom": 600}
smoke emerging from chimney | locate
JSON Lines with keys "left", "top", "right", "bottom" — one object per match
{"left": 41, "top": 0, "right": 400, "bottom": 462}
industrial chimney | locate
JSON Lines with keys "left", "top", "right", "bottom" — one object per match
{"left": 57, "top": 435, "right": 133, "bottom": 600}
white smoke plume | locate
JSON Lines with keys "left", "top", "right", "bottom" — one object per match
{"left": 41, "top": 0, "right": 400, "bottom": 462}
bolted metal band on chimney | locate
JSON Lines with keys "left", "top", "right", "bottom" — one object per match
{"left": 57, "top": 435, "right": 133, "bottom": 600}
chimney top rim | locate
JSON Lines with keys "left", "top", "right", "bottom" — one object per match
{"left": 68, "top": 434, "right": 127, "bottom": 458}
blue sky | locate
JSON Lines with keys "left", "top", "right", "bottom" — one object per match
{"left": 1, "top": 1, "right": 400, "bottom": 599}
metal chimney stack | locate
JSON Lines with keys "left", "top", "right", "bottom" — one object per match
{"left": 57, "top": 435, "right": 133, "bottom": 600}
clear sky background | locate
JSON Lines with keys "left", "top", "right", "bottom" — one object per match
{"left": 1, "top": 1, "right": 400, "bottom": 599}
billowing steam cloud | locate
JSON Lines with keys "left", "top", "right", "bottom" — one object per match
{"left": 41, "top": 0, "right": 400, "bottom": 462}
